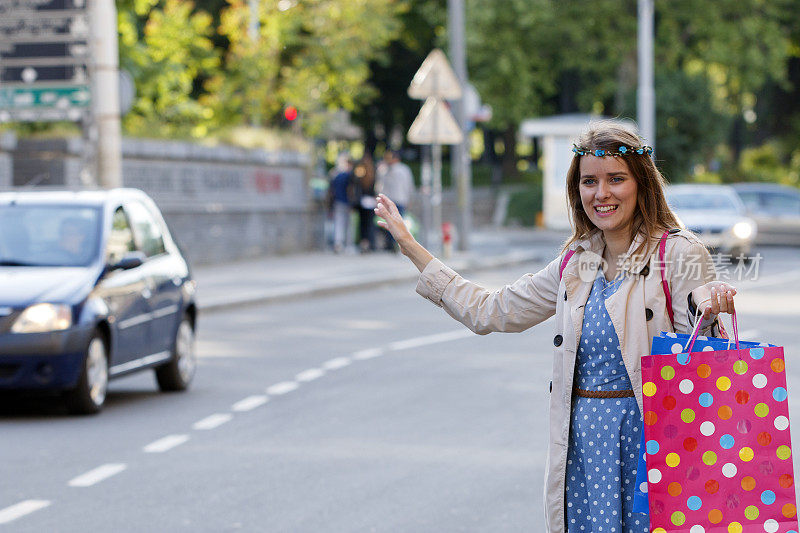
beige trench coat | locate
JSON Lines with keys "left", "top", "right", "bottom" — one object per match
{"left": 415, "top": 229, "right": 718, "bottom": 533}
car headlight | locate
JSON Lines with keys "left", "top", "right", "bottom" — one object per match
{"left": 11, "top": 304, "right": 72, "bottom": 333}
{"left": 732, "top": 221, "right": 754, "bottom": 240}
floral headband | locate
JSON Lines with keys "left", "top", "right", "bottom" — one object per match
{"left": 572, "top": 144, "right": 653, "bottom": 157}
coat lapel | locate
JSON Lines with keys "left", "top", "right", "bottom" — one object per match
{"left": 563, "top": 231, "right": 604, "bottom": 347}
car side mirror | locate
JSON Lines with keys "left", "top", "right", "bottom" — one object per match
{"left": 109, "top": 251, "right": 146, "bottom": 271}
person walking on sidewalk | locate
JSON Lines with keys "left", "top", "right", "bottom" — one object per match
{"left": 329, "top": 155, "right": 356, "bottom": 253}
{"left": 374, "top": 122, "right": 739, "bottom": 533}
{"left": 354, "top": 154, "right": 377, "bottom": 253}
{"left": 376, "top": 150, "right": 415, "bottom": 251}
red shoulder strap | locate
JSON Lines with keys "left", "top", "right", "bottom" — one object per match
{"left": 659, "top": 231, "right": 675, "bottom": 329}
{"left": 559, "top": 250, "right": 575, "bottom": 281}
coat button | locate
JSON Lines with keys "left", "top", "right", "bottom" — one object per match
{"left": 639, "top": 264, "right": 650, "bottom": 276}
{"left": 554, "top": 334, "right": 563, "bottom": 347}
{"left": 645, "top": 308, "right": 654, "bottom": 321}
{"left": 563, "top": 291, "right": 567, "bottom": 301}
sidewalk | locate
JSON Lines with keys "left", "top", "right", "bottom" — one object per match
{"left": 194, "top": 227, "right": 569, "bottom": 313}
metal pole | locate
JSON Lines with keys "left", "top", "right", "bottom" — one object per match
{"left": 89, "top": 0, "right": 122, "bottom": 188}
{"left": 448, "top": 0, "right": 471, "bottom": 251}
{"left": 420, "top": 145, "right": 432, "bottom": 249}
{"left": 637, "top": 0, "right": 656, "bottom": 152}
{"left": 430, "top": 73, "right": 442, "bottom": 254}
{"left": 432, "top": 141, "right": 442, "bottom": 253}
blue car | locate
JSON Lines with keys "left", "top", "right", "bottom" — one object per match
{"left": 0, "top": 189, "right": 197, "bottom": 414}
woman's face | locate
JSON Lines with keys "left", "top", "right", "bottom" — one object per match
{"left": 578, "top": 155, "right": 638, "bottom": 236}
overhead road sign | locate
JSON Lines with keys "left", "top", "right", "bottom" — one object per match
{"left": 0, "top": 0, "right": 86, "bottom": 15}
{"left": 407, "top": 97, "right": 463, "bottom": 145}
{"left": 0, "top": 85, "right": 90, "bottom": 108}
{"left": 0, "top": 85, "right": 89, "bottom": 123}
{"left": 0, "top": 0, "right": 90, "bottom": 122}
{"left": 407, "top": 49, "right": 463, "bottom": 100}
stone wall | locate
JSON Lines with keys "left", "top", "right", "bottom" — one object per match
{"left": 7, "top": 136, "right": 498, "bottom": 264}
{"left": 0, "top": 133, "right": 13, "bottom": 188}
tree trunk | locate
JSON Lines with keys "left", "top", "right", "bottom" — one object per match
{"left": 501, "top": 125, "right": 519, "bottom": 180}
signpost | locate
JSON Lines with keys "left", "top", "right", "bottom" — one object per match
{"left": 407, "top": 49, "right": 463, "bottom": 253}
{"left": 0, "top": 0, "right": 122, "bottom": 188}
{"left": 0, "top": 0, "right": 91, "bottom": 123}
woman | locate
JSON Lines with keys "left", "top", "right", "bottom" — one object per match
{"left": 374, "top": 123, "right": 737, "bottom": 533}
{"left": 354, "top": 154, "right": 377, "bottom": 253}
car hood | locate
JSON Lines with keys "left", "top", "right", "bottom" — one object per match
{"left": 0, "top": 266, "right": 101, "bottom": 306}
{"left": 674, "top": 209, "right": 744, "bottom": 230}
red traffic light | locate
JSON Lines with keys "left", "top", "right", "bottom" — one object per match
{"left": 284, "top": 106, "right": 298, "bottom": 121}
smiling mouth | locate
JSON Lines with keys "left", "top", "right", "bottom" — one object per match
{"left": 594, "top": 205, "right": 618, "bottom": 213}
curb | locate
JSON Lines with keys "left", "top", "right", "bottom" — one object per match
{"left": 199, "top": 250, "right": 551, "bottom": 314}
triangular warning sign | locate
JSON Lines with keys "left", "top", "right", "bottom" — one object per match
{"left": 407, "top": 97, "right": 464, "bottom": 145}
{"left": 408, "top": 49, "right": 463, "bottom": 100}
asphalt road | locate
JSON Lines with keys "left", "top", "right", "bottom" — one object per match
{"left": 2, "top": 246, "right": 800, "bottom": 532}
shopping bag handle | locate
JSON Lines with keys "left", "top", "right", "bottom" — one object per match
{"left": 685, "top": 304, "right": 740, "bottom": 354}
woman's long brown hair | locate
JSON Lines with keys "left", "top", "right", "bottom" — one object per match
{"left": 562, "top": 122, "right": 681, "bottom": 260}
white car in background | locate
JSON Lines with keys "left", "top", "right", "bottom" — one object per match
{"left": 731, "top": 183, "right": 800, "bottom": 246}
{"left": 665, "top": 184, "right": 757, "bottom": 260}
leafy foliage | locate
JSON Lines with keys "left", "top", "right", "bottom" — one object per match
{"left": 118, "top": 0, "right": 220, "bottom": 138}
{"left": 204, "top": 0, "right": 403, "bottom": 135}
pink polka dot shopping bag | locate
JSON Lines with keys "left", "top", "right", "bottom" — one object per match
{"left": 641, "top": 314, "right": 799, "bottom": 533}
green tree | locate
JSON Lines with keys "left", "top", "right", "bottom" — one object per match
{"left": 207, "top": 0, "right": 403, "bottom": 134}
{"left": 460, "top": 0, "right": 791, "bottom": 178}
{"left": 118, "top": 0, "right": 220, "bottom": 138}
{"left": 353, "top": 0, "right": 446, "bottom": 155}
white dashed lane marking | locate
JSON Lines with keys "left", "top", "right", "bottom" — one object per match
{"left": 143, "top": 434, "right": 190, "bottom": 453}
{"left": 323, "top": 357, "right": 351, "bottom": 370}
{"left": 232, "top": 395, "right": 269, "bottom": 412}
{"left": 193, "top": 413, "right": 233, "bottom": 430}
{"left": 5, "top": 329, "right": 477, "bottom": 524}
{"left": 266, "top": 381, "right": 299, "bottom": 395}
{"left": 68, "top": 463, "right": 127, "bottom": 487}
{"left": 352, "top": 348, "right": 384, "bottom": 360}
{"left": 0, "top": 500, "right": 51, "bottom": 525}
{"left": 296, "top": 368, "right": 325, "bottom": 382}
{"left": 388, "top": 330, "right": 474, "bottom": 351}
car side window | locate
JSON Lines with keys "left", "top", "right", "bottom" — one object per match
{"left": 125, "top": 201, "right": 167, "bottom": 257}
{"left": 763, "top": 193, "right": 800, "bottom": 215}
{"left": 106, "top": 207, "right": 136, "bottom": 264}
{"left": 736, "top": 192, "right": 760, "bottom": 211}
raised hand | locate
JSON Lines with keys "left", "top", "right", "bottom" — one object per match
{"left": 374, "top": 194, "right": 412, "bottom": 245}
{"left": 374, "top": 194, "right": 433, "bottom": 272}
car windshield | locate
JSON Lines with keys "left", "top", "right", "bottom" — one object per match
{"left": 668, "top": 192, "right": 739, "bottom": 212}
{"left": 0, "top": 204, "right": 102, "bottom": 267}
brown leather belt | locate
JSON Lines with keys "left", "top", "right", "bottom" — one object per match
{"left": 573, "top": 387, "right": 635, "bottom": 398}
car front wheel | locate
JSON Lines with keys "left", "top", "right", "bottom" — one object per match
{"left": 63, "top": 332, "right": 108, "bottom": 415}
{"left": 155, "top": 316, "right": 196, "bottom": 392}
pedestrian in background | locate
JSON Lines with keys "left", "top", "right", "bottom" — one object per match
{"left": 374, "top": 122, "right": 739, "bottom": 533}
{"left": 329, "top": 153, "right": 355, "bottom": 254}
{"left": 354, "top": 154, "right": 377, "bottom": 253}
{"left": 376, "top": 149, "right": 415, "bottom": 251}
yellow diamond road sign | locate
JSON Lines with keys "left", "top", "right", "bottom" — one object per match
{"left": 407, "top": 97, "right": 463, "bottom": 145}
{"left": 408, "top": 49, "right": 463, "bottom": 100}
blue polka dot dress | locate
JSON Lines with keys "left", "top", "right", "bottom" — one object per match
{"left": 565, "top": 269, "right": 648, "bottom": 533}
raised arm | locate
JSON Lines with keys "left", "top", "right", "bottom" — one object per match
{"left": 375, "top": 194, "right": 560, "bottom": 334}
